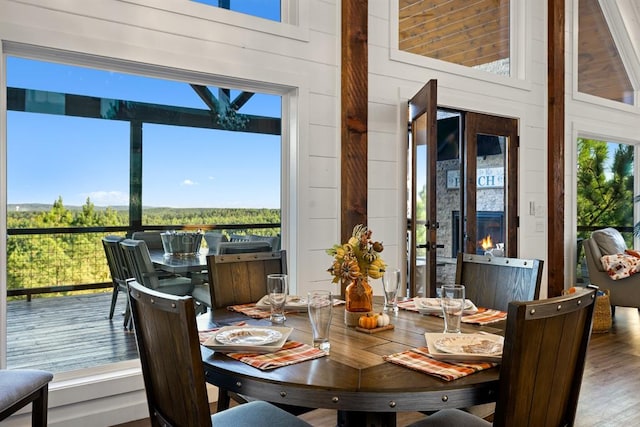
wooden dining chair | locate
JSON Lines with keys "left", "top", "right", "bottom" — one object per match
{"left": 206, "top": 250, "right": 287, "bottom": 309}
{"left": 126, "top": 280, "right": 311, "bottom": 427}
{"left": 455, "top": 253, "right": 543, "bottom": 312}
{"left": 102, "top": 235, "right": 131, "bottom": 328}
{"left": 408, "top": 286, "right": 597, "bottom": 427}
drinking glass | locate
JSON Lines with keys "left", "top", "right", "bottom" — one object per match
{"left": 382, "top": 268, "right": 401, "bottom": 313}
{"left": 267, "top": 274, "right": 288, "bottom": 324}
{"left": 441, "top": 284, "right": 465, "bottom": 333}
{"left": 308, "top": 290, "right": 333, "bottom": 352}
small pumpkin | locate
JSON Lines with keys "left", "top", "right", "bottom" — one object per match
{"left": 376, "top": 312, "right": 390, "bottom": 327}
{"left": 358, "top": 313, "right": 379, "bottom": 329}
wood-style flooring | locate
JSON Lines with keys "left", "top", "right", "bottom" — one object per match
{"left": 7, "top": 294, "right": 640, "bottom": 426}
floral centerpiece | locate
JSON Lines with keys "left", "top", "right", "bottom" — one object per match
{"left": 327, "top": 224, "right": 386, "bottom": 325}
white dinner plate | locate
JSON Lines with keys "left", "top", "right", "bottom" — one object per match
{"left": 215, "top": 327, "right": 283, "bottom": 346}
{"left": 203, "top": 326, "right": 293, "bottom": 353}
{"left": 424, "top": 332, "right": 503, "bottom": 363}
{"left": 413, "top": 297, "right": 478, "bottom": 315}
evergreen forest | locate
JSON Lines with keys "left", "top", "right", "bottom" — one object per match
{"left": 6, "top": 197, "right": 280, "bottom": 299}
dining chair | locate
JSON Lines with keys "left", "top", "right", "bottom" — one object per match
{"left": 216, "top": 240, "right": 273, "bottom": 254}
{"left": 455, "top": 253, "right": 543, "bottom": 312}
{"left": 0, "top": 368, "right": 53, "bottom": 427}
{"left": 206, "top": 250, "right": 287, "bottom": 309}
{"left": 407, "top": 286, "right": 597, "bottom": 427}
{"left": 102, "top": 235, "right": 132, "bottom": 328}
{"left": 126, "top": 280, "right": 311, "bottom": 427}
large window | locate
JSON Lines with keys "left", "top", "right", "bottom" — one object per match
{"left": 5, "top": 56, "right": 283, "bottom": 372}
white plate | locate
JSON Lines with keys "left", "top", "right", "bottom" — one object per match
{"left": 424, "top": 333, "right": 503, "bottom": 363}
{"left": 215, "top": 327, "right": 283, "bottom": 346}
{"left": 255, "top": 295, "right": 309, "bottom": 311}
{"left": 414, "top": 298, "right": 478, "bottom": 315}
{"left": 203, "top": 326, "right": 293, "bottom": 353}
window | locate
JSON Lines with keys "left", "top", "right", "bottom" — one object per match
{"left": 5, "top": 56, "right": 283, "bottom": 372}
{"left": 398, "top": 0, "right": 511, "bottom": 76}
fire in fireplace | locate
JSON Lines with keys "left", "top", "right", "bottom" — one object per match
{"left": 452, "top": 211, "right": 505, "bottom": 256}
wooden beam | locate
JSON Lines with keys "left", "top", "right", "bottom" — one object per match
{"left": 548, "top": 0, "right": 565, "bottom": 296}
{"left": 341, "top": 0, "right": 368, "bottom": 297}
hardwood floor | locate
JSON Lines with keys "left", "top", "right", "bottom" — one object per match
{"left": 7, "top": 294, "right": 640, "bottom": 426}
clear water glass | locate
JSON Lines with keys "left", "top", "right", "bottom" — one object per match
{"left": 441, "top": 284, "right": 465, "bottom": 333}
{"left": 382, "top": 268, "right": 401, "bottom": 313}
{"left": 267, "top": 274, "right": 288, "bottom": 324}
{"left": 308, "top": 290, "right": 333, "bottom": 352}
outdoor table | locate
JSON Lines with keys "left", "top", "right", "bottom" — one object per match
{"left": 149, "top": 249, "right": 207, "bottom": 275}
{"left": 201, "top": 298, "right": 504, "bottom": 427}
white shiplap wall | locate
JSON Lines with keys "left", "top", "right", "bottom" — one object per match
{"left": 1, "top": 0, "right": 639, "bottom": 424}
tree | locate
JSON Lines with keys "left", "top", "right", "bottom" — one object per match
{"left": 577, "top": 138, "right": 633, "bottom": 242}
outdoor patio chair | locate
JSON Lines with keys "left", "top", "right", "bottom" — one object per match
{"left": 102, "top": 235, "right": 131, "bottom": 328}
{"left": 131, "top": 231, "right": 164, "bottom": 251}
{"left": 407, "top": 286, "right": 597, "bottom": 427}
{"left": 0, "top": 368, "right": 53, "bottom": 426}
{"left": 126, "top": 280, "right": 311, "bottom": 427}
{"left": 203, "top": 231, "right": 228, "bottom": 254}
{"left": 455, "top": 253, "right": 543, "bottom": 312}
{"left": 119, "top": 239, "right": 194, "bottom": 296}
{"left": 217, "top": 240, "right": 272, "bottom": 255}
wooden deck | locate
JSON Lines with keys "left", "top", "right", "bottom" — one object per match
{"left": 7, "top": 291, "right": 139, "bottom": 372}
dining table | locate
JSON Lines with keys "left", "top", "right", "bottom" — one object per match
{"left": 200, "top": 297, "right": 505, "bottom": 427}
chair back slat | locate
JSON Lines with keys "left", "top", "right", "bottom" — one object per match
{"left": 493, "top": 287, "right": 596, "bottom": 427}
{"left": 127, "top": 280, "right": 211, "bottom": 427}
{"left": 455, "top": 253, "right": 543, "bottom": 311}
{"left": 207, "top": 250, "right": 287, "bottom": 308}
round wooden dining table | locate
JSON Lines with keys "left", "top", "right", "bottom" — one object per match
{"left": 201, "top": 298, "right": 504, "bottom": 427}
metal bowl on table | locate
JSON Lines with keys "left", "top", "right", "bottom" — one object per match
{"left": 160, "top": 231, "right": 203, "bottom": 257}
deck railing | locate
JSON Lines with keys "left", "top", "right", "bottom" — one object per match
{"left": 7, "top": 223, "right": 280, "bottom": 300}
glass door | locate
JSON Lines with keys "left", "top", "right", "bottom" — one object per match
{"left": 407, "top": 98, "right": 519, "bottom": 297}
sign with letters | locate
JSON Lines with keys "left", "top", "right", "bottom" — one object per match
{"left": 446, "top": 167, "right": 504, "bottom": 189}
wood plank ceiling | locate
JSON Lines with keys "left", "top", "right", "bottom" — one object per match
{"left": 399, "top": 0, "right": 633, "bottom": 103}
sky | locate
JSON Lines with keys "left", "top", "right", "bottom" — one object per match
{"left": 7, "top": 52, "right": 282, "bottom": 210}
{"left": 6, "top": 1, "right": 283, "bottom": 210}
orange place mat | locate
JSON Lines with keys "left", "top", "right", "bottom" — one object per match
{"left": 227, "top": 303, "right": 272, "bottom": 319}
{"left": 461, "top": 308, "right": 507, "bottom": 325}
{"left": 225, "top": 341, "right": 328, "bottom": 370}
{"left": 198, "top": 321, "right": 248, "bottom": 343}
{"left": 397, "top": 298, "right": 419, "bottom": 312}
{"left": 383, "top": 346, "right": 497, "bottom": 381}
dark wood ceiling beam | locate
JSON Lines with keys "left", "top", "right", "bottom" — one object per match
{"left": 548, "top": 0, "right": 565, "bottom": 297}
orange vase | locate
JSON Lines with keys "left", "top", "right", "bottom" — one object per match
{"left": 344, "top": 277, "right": 373, "bottom": 326}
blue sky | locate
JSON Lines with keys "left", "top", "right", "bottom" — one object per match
{"left": 6, "top": 56, "right": 282, "bottom": 209}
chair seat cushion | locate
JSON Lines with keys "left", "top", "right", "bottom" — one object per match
{"left": 0, "top": 369, "right": 53, "bottom": 413}
{"left": 191, "top": 283, "right": 211, "bottom": 307}
{"left": 155, "top": 277, "right": 194, "bottom": 295}
{"left": 211, "top": 401, "right": 311, "bottom": 426}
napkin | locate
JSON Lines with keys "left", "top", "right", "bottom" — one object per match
{"left": 227, "top": 303, "right": 272, "bottom": 319}
{"left": 225, "top": 341, "right": 327, "bottom": 370}
{"left": 383, "top": 346, "right": 497, "bottom": 381}
{"left": 461, "top": 308, "right": 507, "bottom": 325}
{"left": 397, "top": 298, "right": 419, "bottom": 312}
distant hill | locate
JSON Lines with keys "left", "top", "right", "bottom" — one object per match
{"left": 8, "top": 203, "right": 130, "bottom": 212}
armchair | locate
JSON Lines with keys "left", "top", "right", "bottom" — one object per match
{"left": 582, "top": 227, "right": 640, "bottom": 313}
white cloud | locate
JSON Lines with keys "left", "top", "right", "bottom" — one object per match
{"left": 182, "top": 179, "right": 198, "bottom": 186}
{"left": 86, "top": 191, "right": 128, "bottom": 205}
